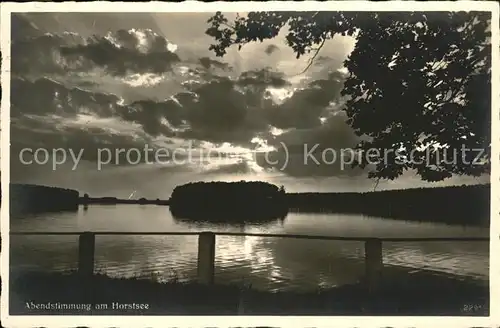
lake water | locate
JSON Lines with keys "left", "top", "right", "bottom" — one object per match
{"left": 9, "top": 161, "right": 490, "bottom": 291}
{"left": 10, "top": 206, "right": 489, "bottom": 292}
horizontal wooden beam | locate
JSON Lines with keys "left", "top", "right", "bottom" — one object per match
{"left": 9, "top": 231, "right": 489, "bottom": 242}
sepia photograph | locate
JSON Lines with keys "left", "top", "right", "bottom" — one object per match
{"left": 1, "top": 1, "right": 498, "bottom": 327}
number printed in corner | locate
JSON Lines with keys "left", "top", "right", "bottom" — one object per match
{"left": 461, "top": 303, "right": 484, "bottom": 313}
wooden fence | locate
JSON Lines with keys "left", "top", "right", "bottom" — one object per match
{"left": 9, "top": 231, "right": 489, "bottom": 291}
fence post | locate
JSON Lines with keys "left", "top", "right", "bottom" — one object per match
{"left": 78, "top": 231, "right": 95, "bottom": 278}
{"left": 197, "top": 231, "right": 216, "bottom": 284}
{"left": 364, "top": 238, "right": 383, "bottom": 292}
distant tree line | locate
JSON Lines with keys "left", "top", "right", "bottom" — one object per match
{"left": 169, "top": 181, "right": 288, "bottom": 221}
{"left": 8, "top": 184, "right": 79, "bottom": 216}
{"left": 287, "top": 184, "right": 490, "bottom": 226}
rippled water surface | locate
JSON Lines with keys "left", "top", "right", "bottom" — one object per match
{"left": 10, "top": 205, "right": 489, "bottom": 291}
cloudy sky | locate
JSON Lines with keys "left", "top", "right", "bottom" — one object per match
{"left": 8, "top": 12, "right": 487, "bottom": 197}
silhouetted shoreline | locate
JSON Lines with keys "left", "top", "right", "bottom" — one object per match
{"left": 7, "top": 184, "right": 79, "bottom": 216}
{"left": 3, "top": 182, "right": 490, "bottom": 226}
{"left": 9, "top": 269, "right": 488, "bottom": 316}
{"left": 169, "top": 181, "right": 288, "bottom": 222}
{"left": 287, "top": 184, "right": 491, "bottom": 227}
{"left": 80, "top": 195, "right": 170, "bottom": 206}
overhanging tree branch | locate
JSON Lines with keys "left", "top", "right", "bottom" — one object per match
{"left": 205, "top": 11, "right": 492, "bottom": 182}
{"left": 294, "top": 37, "right": 327, "bottom": 76}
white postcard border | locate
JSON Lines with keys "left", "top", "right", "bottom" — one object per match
{"left": 1, "top": 1, "right": 499, "bottom": 327}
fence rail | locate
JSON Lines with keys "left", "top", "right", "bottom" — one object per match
{"left": 9, "top": 231, "right": 489, "bottom": 291}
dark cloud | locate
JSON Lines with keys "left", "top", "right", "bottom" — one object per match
{"left": 11, "top": 32, "right": 92, "bottom": 76}
{"left": 60, "top": 29, "right": 180, "bottom": 76}
{"left": 267, "top": 72, "right": 345, "bottom": 129}
{"left": 11, "top": 28, "right": 180, "bottom": 77}
{"left": 199, "top": 57, "right": 232, "bottom": 71}
{"left": 264, "top": 44, "right": 280, "bottom": 55}
{"left": 11, "top": 57, "right": 358, "bottom": 179}
{"left": 9, "top": 13, "right": 368, "bottom": 180}
{"left": 10, "top": 78, "right": 180, "bottom": 146}
{"left": 177, "top": 78, "right": 263, "bottom": 144}
{"left": 10, "top": 77, "right": 158, "bottom": 165}
{"left": 13, "top": 13, "right": 166, "bottom": 46}
{"left": 10, "top": 115, "right": 156, "bottom": 166}
{"left": 172, "top": 67, "right": 294, "bottom": 145}
{"left": 10, "top": 75, "right": 261, "bottom": 148}
{"left": 123, "top": 99, "right": 185, "bottom": 137}
{"left": 11, "top": 77, "right": 120, "bottom": 118}
{"left": 11, "top": 14, "right": 44, "bottom": 41}
{"left": 256, "top": 112, "right": 366, "bottom": 177}
{"left": 237, "top": 68, "right": 291, "bottom": 89}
